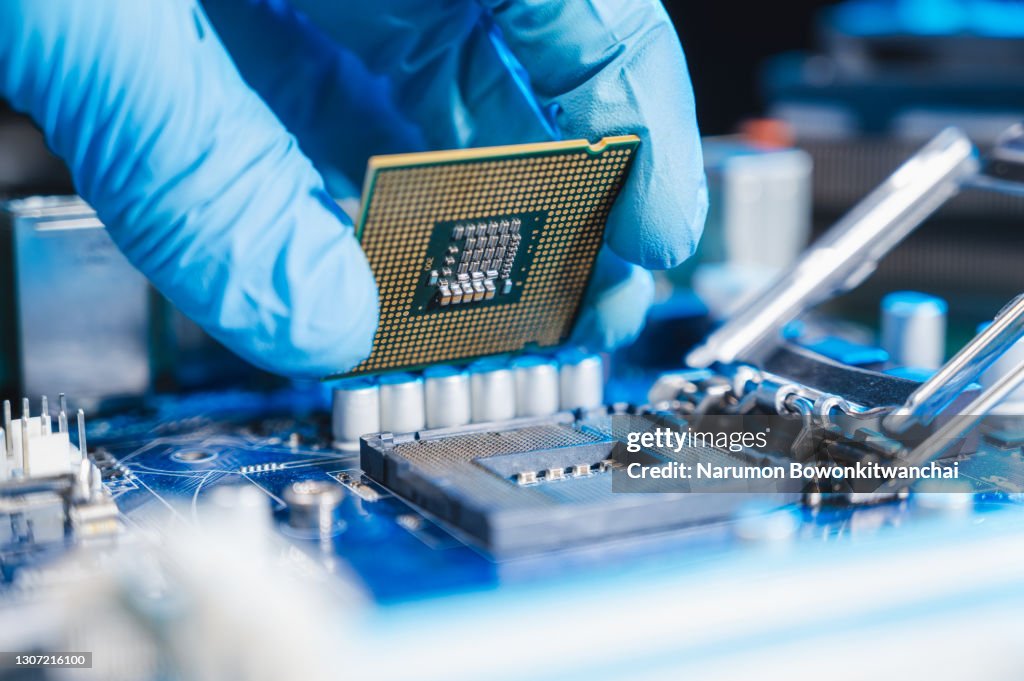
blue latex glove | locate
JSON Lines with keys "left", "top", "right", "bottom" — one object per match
{"left": 0, "top": 0, "right": 706, "bottom": 377}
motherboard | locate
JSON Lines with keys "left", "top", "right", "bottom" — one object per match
{"left": 2, "top": 128, "right": 1024, "bottom": 680}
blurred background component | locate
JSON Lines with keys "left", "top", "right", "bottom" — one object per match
{"left": 0, "top": 201, "right": 267, "bottom": 407}
{"left": 757, "top": 0, "right": 1024, "bottom": 318}
{"left": 1, "top": 197, "right": 151, "bottom": 408}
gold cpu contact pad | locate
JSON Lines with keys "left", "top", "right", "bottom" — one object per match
{"left": 337, "top": 135, "right": 639, "bottom": 377}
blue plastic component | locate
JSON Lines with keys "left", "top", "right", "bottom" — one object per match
{"left": 423, "top": 365, "right": 464, "bottom": 380}
{"left": 884, "top": 366, "right": 937, "bottom": 382}
{"left": 379, "top": 372, "right": 421, "bottom": 386}
{"left": 882, "top": 291, "right": 949, "bottom": 318}
{"left": 782, "top": 320, "right": 807, "bottom": 341}
{"left": 801, "top": 336, "right": 890, "bottom": 367}
{"left": 510, "top": 355, "right": 558, "bottom": 370}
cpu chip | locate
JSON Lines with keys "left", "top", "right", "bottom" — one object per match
{"left": 337, "top": 135, "right": 640, "bottom": 377}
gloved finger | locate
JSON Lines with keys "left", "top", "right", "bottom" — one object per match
{"left": 0, "top": 0, "right": 378, "bottom": 377}
{"left": 200, "top": 0, "right": 426, "bottom": 201}
{"left": 275, "top": 0, "right": 704, "bottom": 269}
{"left": 202, "top": 0, "right": 553, "bottom": 190}
{"left": 571, "top": 247, "right": 656, "bottom": 351}
{"left": 482, "top": 0, "right": 708, "bottom": 270}
{"left": 275, "top": 0, "right": 557, "bottom": 151}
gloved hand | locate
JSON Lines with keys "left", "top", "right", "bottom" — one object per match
{"left": 0, "top": 0, "right": 706, "bottom": 378}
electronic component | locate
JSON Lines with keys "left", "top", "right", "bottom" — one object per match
{"left": 378, "top": 373, "right": 426, "bottom": 434}
{"left": 1, "top": 197, "right": 150, "bottom": 403}
{"left": 557, "top": 349, "right": 604, "bottom": 411}
{"left": 885, "top": 293, "right": 1024, "bottom": 434}
{"left": 339, "top": 136, "right": 639, "bottom": 377}
{"left": 690, "top": 138, "right": 812, "bottom": 319}
{"left": 700, "top": 139, "right": 812, "bottom": 271}
{"left": 423, "top": 366, "right": 471, "bottom": 429}
{"left": 10, "top": 117, "right": 1024, "bottom": 633}
{"left": 468, "top": 359, "right": 517, "bottom": 423}
{"left": 797, "top": 336, "right": 889, "bottom": 369}
{"left": 1, "top": 197, "right": 256, "bottom": 403}
{"left": 333, "top": 354, "right": 604, "bottom": 441}
{"left": 652, "top": 287, "right": 1024, "bottom": 491}
{"left": 2, "top": 394, "right": 80, "bottom": 479}
{"left": 360, "top": 412, "right": 797, "bottom": 555}
{"left": 687, "top": 128, "right": 978, "bottom": 369}
{"left": 512, "top": 355, "right": 560, "bottom": 417}
{"left": 283, "top": 480, "right": 344, "bottom": 536}
{"left": 332, "top": 352, "right": 605, "bottom": 442}
{"left": 881, "top": 291, "right": 947, "bottom": 370}
{"left": 331, "top": 378, "right": 380, "bottom": 449}
{"left": 430, "top": 216, "right": 525, "bottom": 309}
{"left": 0, "top": 394, "right": 117, "bottom": 547}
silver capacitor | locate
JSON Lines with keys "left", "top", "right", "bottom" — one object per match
{"left": 513, "top": 356, "right": 560, "bottom": 417}
{"left": 469, "top": 359, "right": 517, "bottom": 423}
{"left": 284, "top": 480, "right": 344, "bottom": 536}
{"left": 881, "top": 291, "right": 947, "bottom": 370}
{"left": 424, "top": 365, "right": 471, "bottom": 429}
{"left": 558, "top": 349, "right": 604, "bottom": 411}
{"left": 379, "top": 373, "right": 426, "bottom": 434}
{"left": 331, "top": 378, "right": 380, "bottom": 448}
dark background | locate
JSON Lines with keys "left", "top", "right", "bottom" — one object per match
{"left": 665, "top": 0, "right": 839, "bottom": 135}
{"left": 0, "top": 0, "right": 840, "bottom": 194}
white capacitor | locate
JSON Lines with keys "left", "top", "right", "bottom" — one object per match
{"left": 881, "top": 291, "right": 947, "bottom": 370}
{"left": 331, "top": 378, "right": 380, "bottom": 447}
{"left": 513, "top": 356, "right": 560, "bottom": 417}
{"left": 558, "top": 349, "right": 604, "bottom": 411}
{"left": 378, "top": 373, "right": 426, "bottom": 434}
{"left": 977, "top": 321, "right": 1024, "bottom": 413}
{"left": 424, "top": 366, "right": 471, "bottom": 429}
{"left": 469, "top": 359, "right": 517, "bottom": 423}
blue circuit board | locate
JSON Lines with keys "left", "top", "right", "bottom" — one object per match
{"left": 4, "top": 383, "right": 1008, "bottom": 606}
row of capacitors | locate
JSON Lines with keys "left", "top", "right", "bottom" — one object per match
{"left": 331, "top": 350, "right": 604, "bottom": 448}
